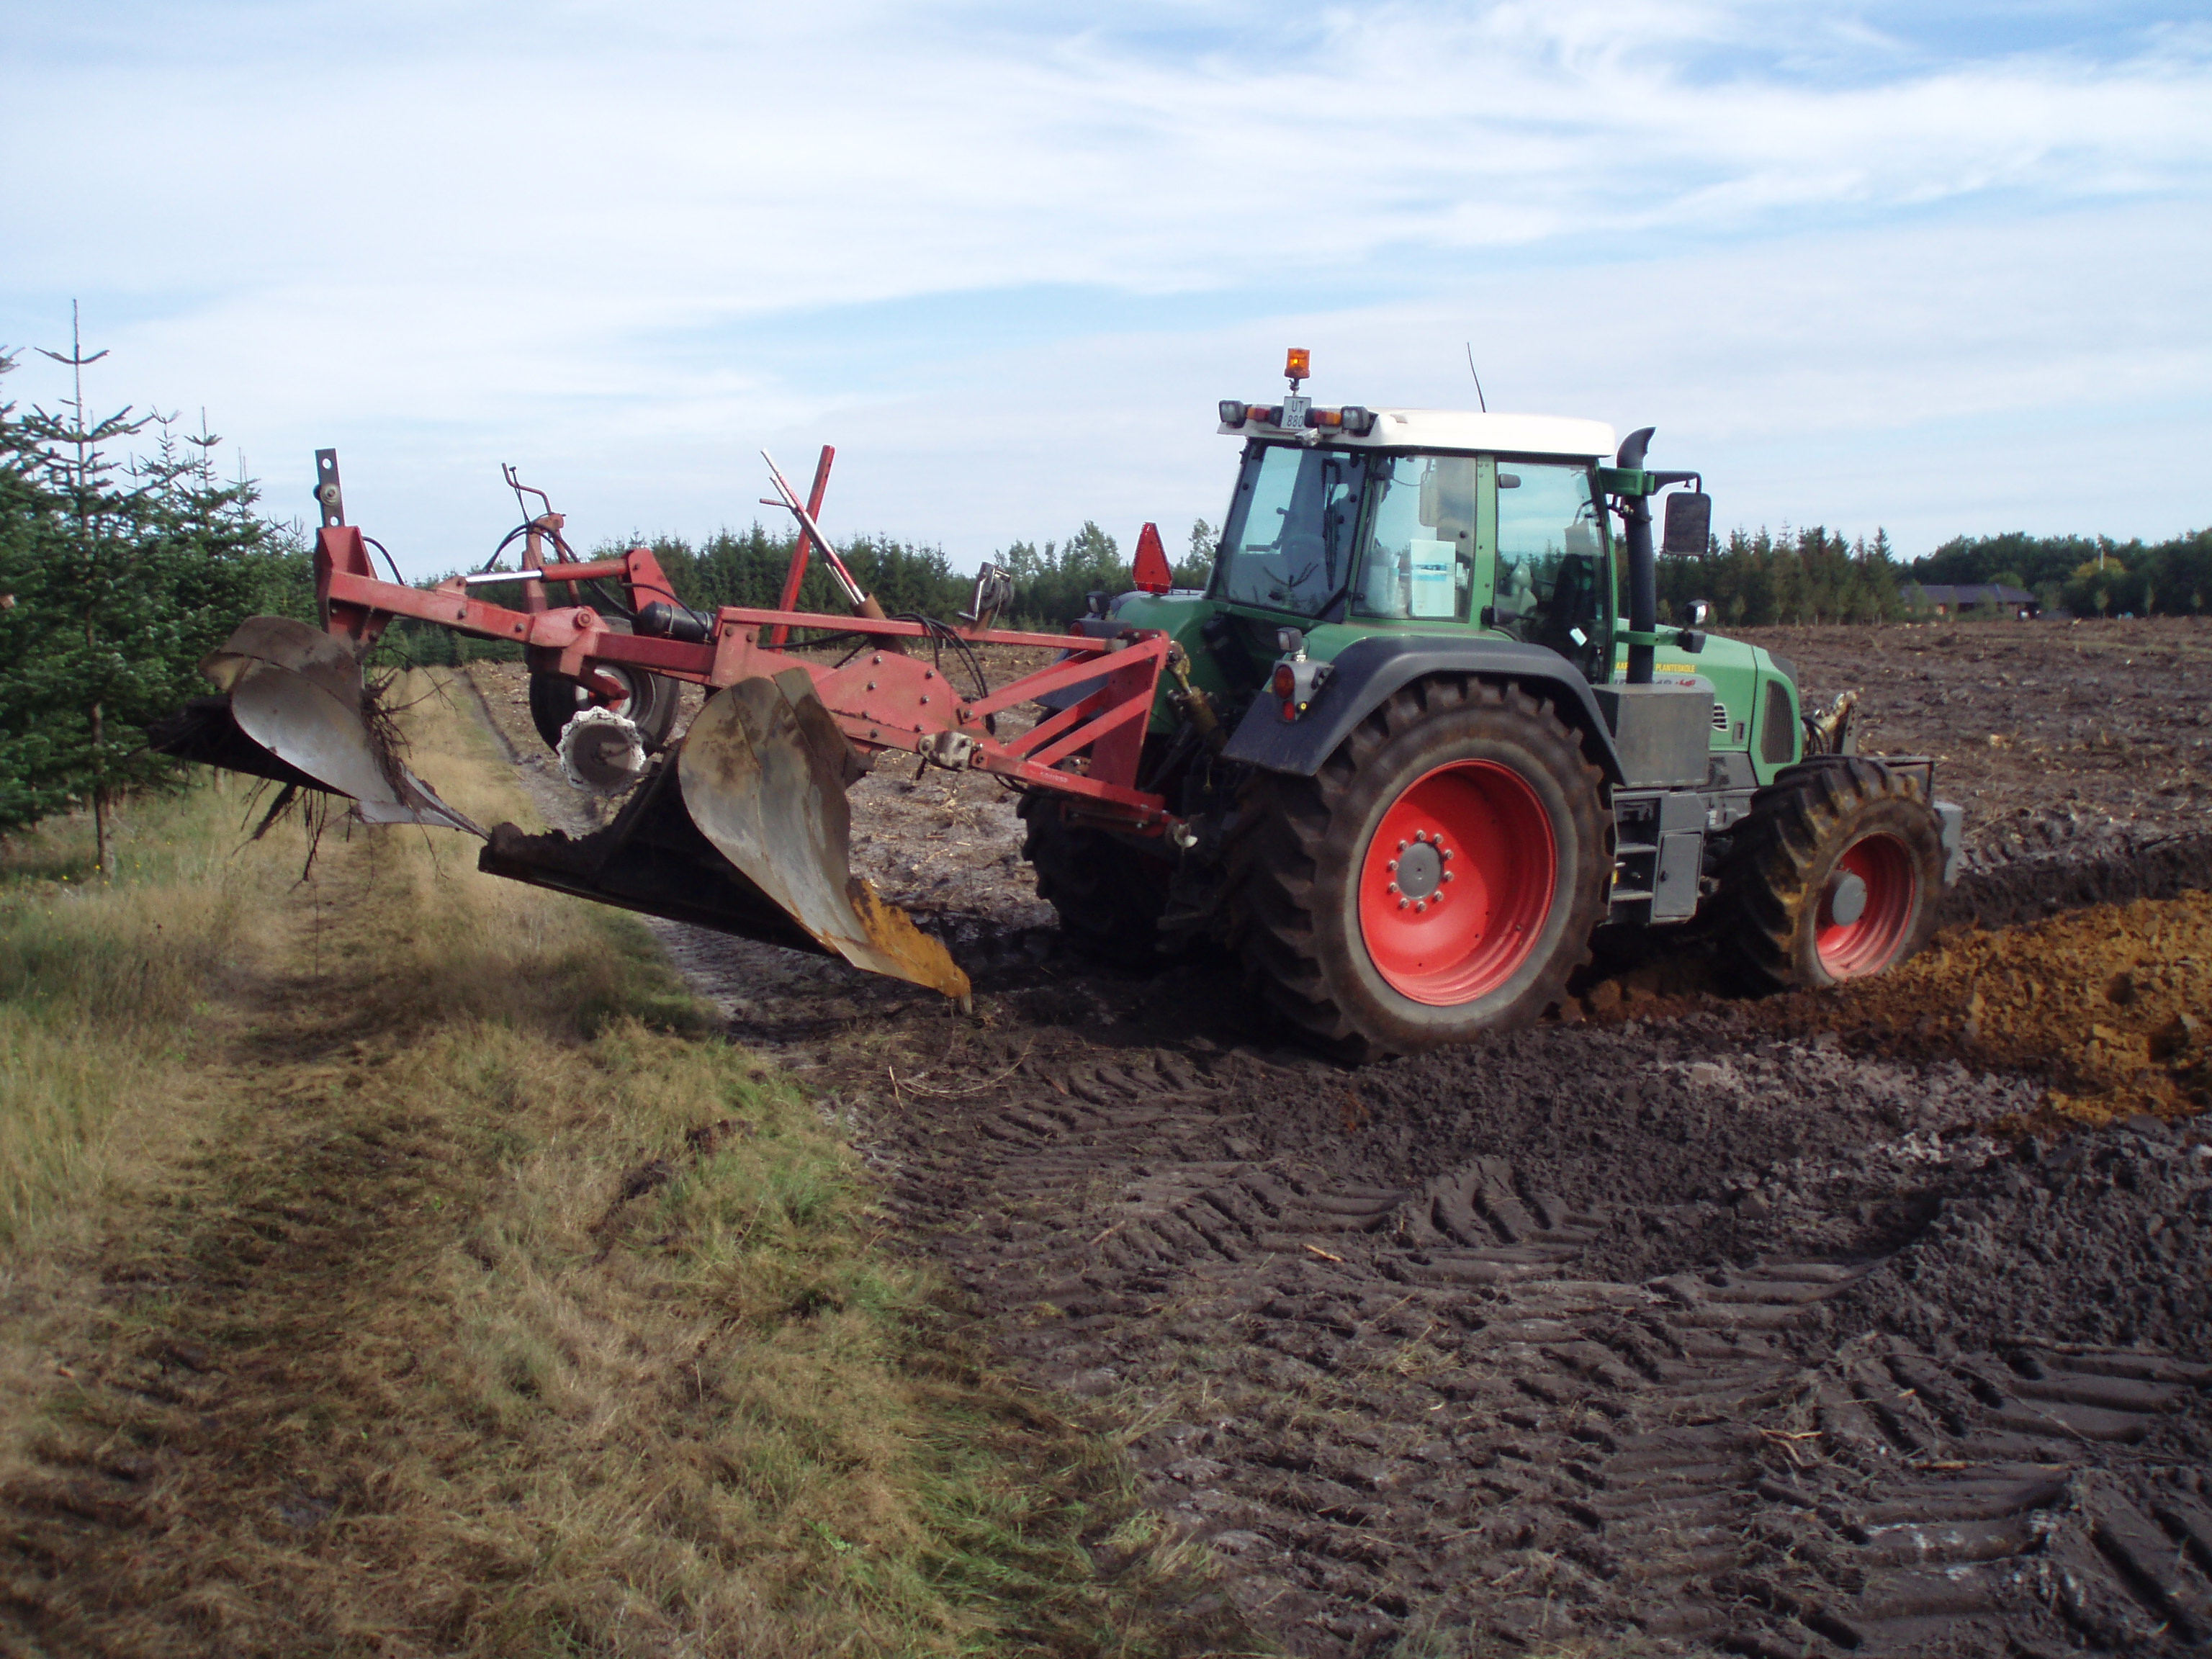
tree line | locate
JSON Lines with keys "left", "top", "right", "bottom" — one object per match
{"left": 627, "top": 516, "right": 1217, "bottom": 631}
{"left": 1654, "top": 526, "right": 1909, "bottom": 627}
{"left": 1653, "top": 524, "right": 2212, "bottom": 626}
{"left": 4, "top": 322, "right": 2204, "bottom": 853}
{"left": 1910, "top": 529, "right": 2212, "bottom": 619}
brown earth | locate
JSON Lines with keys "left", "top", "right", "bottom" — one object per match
{"left": 1743, "top": 616, "right": 2212, "bottom": 884}
{"left": 461, "top": 624, "right": 2212, "bottom": 1659}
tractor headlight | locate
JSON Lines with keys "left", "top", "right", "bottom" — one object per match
{"left": 1218, "top": 400, "right": 1248, "bottom": 428}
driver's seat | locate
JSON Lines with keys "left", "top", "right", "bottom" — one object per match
{"left": 1535, "top": 554, "right": 1599, "bottom": 667}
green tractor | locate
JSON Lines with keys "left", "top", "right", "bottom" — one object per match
{"left": 152, "top": 356, "right": 1959, "bottom": 1058}
{"left": 1018, "top": 351, "right": 1960, "bottom": 1052}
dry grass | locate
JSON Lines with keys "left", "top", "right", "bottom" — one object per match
{"left": 0, "top": 674, "right": 1239, "bottom": 1658}
{"left": 0, "top": 773, "right": 294, "bottom": 1249}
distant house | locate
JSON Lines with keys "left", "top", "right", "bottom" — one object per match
{"left": 1903, "top": 583, "right": 2039, "bottom": 619}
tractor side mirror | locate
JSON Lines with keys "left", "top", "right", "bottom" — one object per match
{"left": 1662, "top": 490, "right": 1711, "bottom": 557}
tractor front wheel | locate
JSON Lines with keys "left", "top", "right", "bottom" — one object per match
{"left": 1232, "top": 678, "right": 1609, "bottom": 1057}
{"left": 1713, "top": 757, "right": 1943, "bottom": 992}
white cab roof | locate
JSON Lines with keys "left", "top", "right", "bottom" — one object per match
{"left": 1220, "top": 407, "right": 1618, "bottom": 460}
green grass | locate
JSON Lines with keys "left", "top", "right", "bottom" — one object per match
{"left": 0, "top": 776, "right": 282, "bottom": 1244}
{"left": 0, "top": 675, "right": 1243, "bottom": 1658}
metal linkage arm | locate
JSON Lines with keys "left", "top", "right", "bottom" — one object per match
{"left": 313, "top": 520, "right": 1179, "bottom": 827}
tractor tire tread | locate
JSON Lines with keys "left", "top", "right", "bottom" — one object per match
{"left": 1018, "top": 792, "right": 1174, "bottom": 968}
{"left": 1712, "top": 755, "right": 1941, "bottom": 994}
{"left": 1228, "top": 677, "right": 1607, "bottom": 1058}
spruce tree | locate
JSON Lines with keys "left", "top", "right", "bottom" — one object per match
{"left": 9, "top": 308, "right": 159, "bottom": 868}
{"left": 0, "top": 311, "right": 303, "bottom": 860}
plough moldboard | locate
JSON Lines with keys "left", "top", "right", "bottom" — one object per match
{"left": 156, "top": 451, "right": 1180, "bottom": 1002}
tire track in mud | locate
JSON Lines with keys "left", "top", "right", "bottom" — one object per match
{"left": 457, "top": 667, "right": 2212, "bottom": 1656}
{"left": 867, "top": 1035, "right": 2212, "bottom": 1657}
{"left": 1943, "top": 819, "right": 2212, "bottom": 932}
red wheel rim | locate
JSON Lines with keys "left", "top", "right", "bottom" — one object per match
{"left": 1815, "top": 832, "right": 1917, "bottom": 978}
{"left": 1357, "top": 760, "right": 1557, "bottom": 1005}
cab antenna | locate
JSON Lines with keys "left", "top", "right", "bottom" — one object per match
{"left": 1464, "top": 342, "right": 1488, "bottom": 413}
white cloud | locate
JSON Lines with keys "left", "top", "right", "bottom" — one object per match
{"left": 2, "top": 1, "right": 2206, "bottom": 572}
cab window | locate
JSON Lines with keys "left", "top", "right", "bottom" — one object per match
{"left": 1353, "top": 454, "right": 1477, "bottom": 621}
{"left": 1491, "top": 462, "right": 1605, "bottom": 662}
{"left": 1213, "top": 444, "right": 1365, "bottom": 617}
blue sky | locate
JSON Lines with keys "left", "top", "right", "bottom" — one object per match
{"left": 4, "top": 1, "right": 2207, "bottom": 579}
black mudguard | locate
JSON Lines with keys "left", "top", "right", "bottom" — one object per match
{"left": 1220, "top": 634, "right": 1625, "bottom": 783}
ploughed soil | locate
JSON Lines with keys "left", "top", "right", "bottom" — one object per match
{"left": 464, "top": 618, "right": 2212, "bottom": 1658}
{"left": 1744, "top": 618, "right": 2212, "bottom": 929}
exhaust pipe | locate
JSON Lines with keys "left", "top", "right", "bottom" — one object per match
{"left": 1617, "top": 426, "right": 1657, "bottom": 687}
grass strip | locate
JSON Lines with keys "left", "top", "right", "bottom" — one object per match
{"left": 0, "top": 674, "right": 1244, "bottom": 1658}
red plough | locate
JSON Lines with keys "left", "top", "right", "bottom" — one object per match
{"left": 158, "top": 450, "right": 1177, "bottom": 1003}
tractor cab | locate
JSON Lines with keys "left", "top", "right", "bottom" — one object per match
{"left": 1110, "top": 351, "right": 1799, "bottom": 791}
{"left": 1204, "top": 424, "right": 1617, "bottom": 685}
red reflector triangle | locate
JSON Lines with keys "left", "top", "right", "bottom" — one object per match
{"left": 1132, "top": 521, "right": 1172, "bottom": 594}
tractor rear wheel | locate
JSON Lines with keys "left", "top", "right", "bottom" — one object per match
{"left": 1017, "top": 792, "right": 1175, "bottom": 968}
{"left": 1714, "top": 757, "right": 1943, "bottom": 992}
{"left": 1231, "top": 678, "right": 1609, "bottom": 1056}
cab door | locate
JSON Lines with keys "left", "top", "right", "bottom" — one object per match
{"left": 1480, "top": 457, "right": 1613, "bottom": 682}
{"left": 1346, "top": 452, "right": 1480, "bottom": 626}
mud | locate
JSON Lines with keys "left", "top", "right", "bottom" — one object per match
{"left": 1744, "top": 619, "right": 2212, "bottom": 844}
{"left": 454, "top": 639, "right": 2212, "bottom": 1659}
{"left": 867, "top": 1028, "right": 2212, "bottom": 1658}
{"left": 1750, "top": 619, "right": 2212, "bottom": 932}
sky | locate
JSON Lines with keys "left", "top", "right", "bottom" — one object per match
{"left": 4, "top": 1, "right": 2208, "bottom": 580}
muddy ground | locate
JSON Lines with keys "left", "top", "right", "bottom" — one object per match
{"left": 1752, "top": 619, "right": 2212, "bottom": 932}
{"left": 1754, "top": 618, "right": 2212, "bottom": 840}
{"left": 462, "top": 619, "right": 2212, "bottom": 1658}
